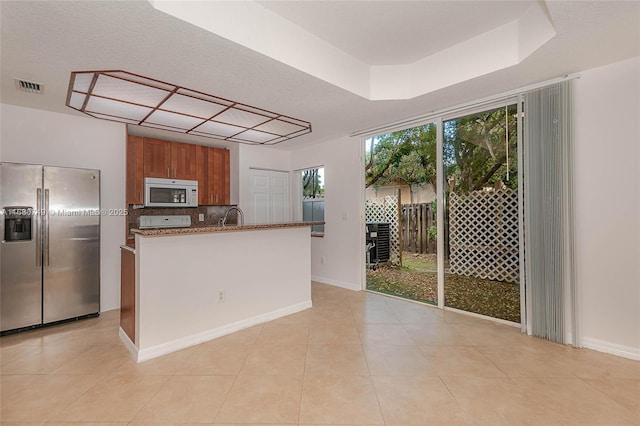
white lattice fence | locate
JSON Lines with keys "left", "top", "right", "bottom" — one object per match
{"left": 365, "top": 195, "right": 399, "bottom": 264}
{"left": 448, "top": 189, "right": 520, "bottom": 283}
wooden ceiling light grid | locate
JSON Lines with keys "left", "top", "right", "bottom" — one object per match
{"left": 66, "top": 70, "right": 312, "bottom": 145}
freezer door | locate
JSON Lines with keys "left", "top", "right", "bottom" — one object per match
{"left": 43, "top": 167, "right": 100, "bottom": 323}
{"left": 0, "top": 163, "right": 43, "bottom": 332}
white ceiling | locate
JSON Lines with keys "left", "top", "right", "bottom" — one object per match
{"left": 259, "top": 1, "right": 536, "bottom": 65}
{"left": 1, "top": 1, "right": 639, "bottom": 151}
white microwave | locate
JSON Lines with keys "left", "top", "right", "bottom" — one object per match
{"left": 144, "top": 177, "right": 198, "bottom": 208}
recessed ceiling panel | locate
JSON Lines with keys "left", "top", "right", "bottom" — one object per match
{"left": 234, "top": 129, "right": 279, "bottom": 143}
{"left": 254, "top": 119, "right": 305, "bottom": 136}
{"left": 214, "top": 107, "right": 271, "bottom": 128}
{"left": 66, "top": 70, "right": 312, "bottom": 144}
{"left": 146, "top": 109, "right": 205, "bottom": 130}
{"left": 160, "top": 93, "right": 228, "bottom": 119}
{"left": 92, "top": 74, "right": 169, "bottom": 107}
{"left": 85, "top": 96, "right": 152, "bottom": 122}
{"left": 195, "top": 120, "right": 246, "bottom": 137}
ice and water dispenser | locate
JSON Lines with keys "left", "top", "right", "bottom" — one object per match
{"left": 3, "top": 207, "right": 33, "bottom": 242}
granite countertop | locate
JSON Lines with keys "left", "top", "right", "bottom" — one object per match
{"left": 131, "top": 221, "right": 325, "bottom": 236}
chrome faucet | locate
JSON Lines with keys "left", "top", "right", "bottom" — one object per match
{"left": 220, "top": 206, "right": 244, "bottom": 227}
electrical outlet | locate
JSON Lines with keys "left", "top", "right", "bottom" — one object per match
{"left": 218, "top": 290, "right": 225, "bottom": 303}
{"left": 198, "top": 213, "right": 204, "bottom": 221}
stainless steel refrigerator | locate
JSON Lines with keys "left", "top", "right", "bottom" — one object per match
{"left": 0, "top": 163, "right": 100, "bottom": 333}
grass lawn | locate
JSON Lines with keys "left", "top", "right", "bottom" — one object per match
{"left": 366, "top": 253, "right": 520, "bottom": 323}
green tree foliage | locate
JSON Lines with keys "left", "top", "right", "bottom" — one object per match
{"left": 365, "top": 124, "right": 437, "bottom": 194}
{"left": 302, "top": 168, "right": 324, "bottom": 198}
{"left": 444, "top": 105, "right": 518, "bottom": 193}
{"left": 366, "top": 105, "right": 517, "bottom": 196}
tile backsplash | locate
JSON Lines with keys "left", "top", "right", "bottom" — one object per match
{"left": 126, "top": 205, "right": 238, "bottom": 242}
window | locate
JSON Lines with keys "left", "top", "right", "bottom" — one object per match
{"left": 295, "top": 167, "right": 325, "bottom": 234}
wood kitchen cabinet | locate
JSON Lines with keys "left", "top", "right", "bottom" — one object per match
{"left": 120, "top": 246, "right": 135, "bottom": 343}
{"left": 126, "top": 135, "right": 144, "bottom": 205}
{"left": 143, "top": 138, "right": 197, "bottom": 180}
{"left": 170, "top": 141, "right": 197, "bottom": 180}
{"left": 196, "top": 146, "right": 230, "bottom": 205}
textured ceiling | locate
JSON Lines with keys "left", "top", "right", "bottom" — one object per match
{"left": 259, "top": 1, "right": 535, "bottom": 65}
{"left": 1, "top": 1, "right": 638, "bottom": 150}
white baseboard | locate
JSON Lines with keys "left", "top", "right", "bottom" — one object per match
{"left": 312, "top": 275, "right": 362, "bottom": 291}
{"left": 119, "top": 327, "right": 138, "bottom": 360}
{"left": 580, "top": 337, "right": 640, "bottom": 360}
{"left": 136, "top": 300, "right": 312, "bottom": 363}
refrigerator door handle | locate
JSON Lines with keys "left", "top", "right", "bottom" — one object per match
{"left": 44, "top": 189, "right": 50, "bottom": 266}
{"left": 36, "top": 188, "right": 42, "bottom": 266}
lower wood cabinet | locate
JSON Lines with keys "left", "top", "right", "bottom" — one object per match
{"left": 120, "top": 247, "right": 135, "bottom": 343}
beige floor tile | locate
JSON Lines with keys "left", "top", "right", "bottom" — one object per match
{"left": 177, "top": 343, "right": 252, "bottom": 375}
{"left": 51, "top": 345, "right": 131, "bottom": 375}
{"left": 586, "top": 378, "right": 640, "bottom": 415}
{"left": 255, "top": 323, "right": 309, "bottom": 346}
{"left": 1, "top": 344, "right": 86, "bottom": 374}
{"left": 450, "top": 322, "right": 525, "bottom": 347}
{"left": 263, "top": 310, "right": 311, "bottom": 327}
{"left": 210, "top": 325, "right": 264, "bottom": 345}
{"left": 45, "top": 423, "right": 126, "bottom": 426}
{"left": 420, "top": 346, "right": 506, "bottom": 377}
{"left": 477, "top": 346, "right": 576, "bottom": 378}
{"left": 556, "top": 348, "right": 640, "bottom": 380}
{"left": 0, "top": 374, "right": 104, "bottom": 422}
{"left": 308, "top": 323, "right": 361, "bottom": 345}
{"left": 214, "top": 375, "right": 302, "bottom": 424}
{"left": 372, "top": 376, "right": 465, "bottom": 425}
{"left": 305, "top": 344, "right": 370, "bottom": 376}
{"left": 51, "top": 374, "right": 169, "bottom": 422}
{"left": 113, "top": 346, "right": 195, "bottom": 376}
{"left": 133, "top": 375, "right": 235, "bottom": 423}
{"left": 356, "top": 324, "right": 415, "bottom": 346}
{"left": 403, "top": 322, "right": 471, "bottom": 346}
{"left": 364, "top": 344, "right": 435, "bottom": 376}
{"left": 351, "top": 305, "right": 400, "bottom": 324}
{"left": 298, "top": 375, "right": 384, "bottom": 425}
{"left": 241, "top": 344, "right": 307, "bottom": 376}
{"left": 309, "top": 305, "right": 355, "bottom": 326}
{"left": 0, "top": 344, "right": 41, "bottom": 366}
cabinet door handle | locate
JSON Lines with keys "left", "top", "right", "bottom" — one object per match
{"left": 216, "top": 194, "right": 218, "bottom": 204}
{"left": 167, "top": 168, "right": 170, "bottom": 177}
{"left": 139, "top": 191, "right": 142, "bottom": 202}
{"left": 173, "top": 168, "right": 176, "bottom": 178}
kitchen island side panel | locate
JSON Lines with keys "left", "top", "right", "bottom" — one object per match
{"left": 136, "top": 226, "right": 311, "bottom": 355}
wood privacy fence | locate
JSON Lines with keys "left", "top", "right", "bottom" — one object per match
{"left": 401, "top": 203, "right": 437, "bottom": 254}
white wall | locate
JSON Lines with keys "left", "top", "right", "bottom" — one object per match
{"left": 136, "top": 227, "right": 311, "bottom": 360}
{"left": 291, "top": 137, "right": 364, "bottom": 291}
{"left": 573, "top": 56, "right": 640, "bottom": 359}
{"left": 1, "top": 104, "right": 126, "bottom": 312}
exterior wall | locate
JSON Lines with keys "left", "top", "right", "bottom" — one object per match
{"left": 573, "top": 56, "right": 640, "bottom": 359}
{"left": 0, "top": 104, "right": 126, "bottom": 312}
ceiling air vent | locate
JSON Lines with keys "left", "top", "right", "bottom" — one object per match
{"left": 15, "top": 78, "right": 43, "bottom": 94}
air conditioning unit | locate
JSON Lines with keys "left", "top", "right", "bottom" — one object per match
{"left": 366, "top": 222, "right": 390, "bottom": 264}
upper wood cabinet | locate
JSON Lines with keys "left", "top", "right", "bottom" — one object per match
{"left": 143, "top": 138, "right": 171, "bottom": 178}
{"left": 143, "top": 138, "right": 197, "bottom": 180}
{"left": 170, "top": 141, "right": 197, "bottom": 180}
{"left": 195, "top": 146, "right": 230, "bottom": 205}
{"left": 127, "top": 136, "right": 229, "bottom": 206}
{"left": 126, "top": 136, "right": 144, "bottom": 205}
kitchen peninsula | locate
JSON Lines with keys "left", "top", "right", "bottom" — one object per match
{"left": 120, "top": 222, "right": 321, "bottom": 362}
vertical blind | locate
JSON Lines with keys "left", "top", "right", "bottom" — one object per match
{"left": 523, "top": 81, "right": 575, "bottom": 344}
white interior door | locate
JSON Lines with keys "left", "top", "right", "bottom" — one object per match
{"left": 248, "top": 169, "right": 289, "bottom": 224}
